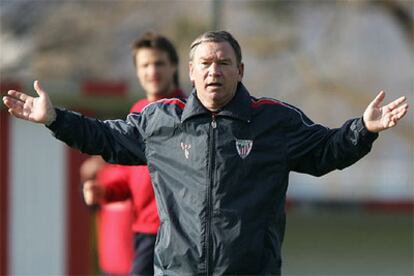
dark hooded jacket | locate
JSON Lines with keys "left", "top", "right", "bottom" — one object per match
{"left": 48, "top": 83, "right": 377, "bottom": 275}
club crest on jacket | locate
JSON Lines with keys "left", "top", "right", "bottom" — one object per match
{"left": 235, "top": 139, "right": 253, "bottom": 159}
{"left": 181, "top": 142, "right": 192, "bottom": 159}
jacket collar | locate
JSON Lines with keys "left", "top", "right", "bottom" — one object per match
{"left": 181, "top": 82, "right": 252, "bottom": 123}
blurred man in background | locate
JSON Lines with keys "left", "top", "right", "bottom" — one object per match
{"left": 81, "top": 32, "right": 184, "bottom": 276}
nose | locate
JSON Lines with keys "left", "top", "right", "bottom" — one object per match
{"left": 147, "top": 64, "right": 159, "bottom": 76}
{"left": 208, "top": 62, "right": 222, "bottom": 77}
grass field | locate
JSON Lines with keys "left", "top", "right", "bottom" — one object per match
{"left": 283, "top": 206, "right": 413, "bottom": 275}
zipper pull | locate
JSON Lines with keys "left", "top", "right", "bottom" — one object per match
{"left": 211, "top": 113, "right": 217, "bottom": 129}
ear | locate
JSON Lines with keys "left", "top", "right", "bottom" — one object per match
{"left": 135, "top": 67, "right": 141, "bottom": 81}
{"left": 134, "top": 55, "right": 140, "bottom": 78}
{"left": 189, "top": 61, "right": 194, "bottom": 82}
{"left": 172, "top": 63, "right": 178, "bottom": 75}
{"left": 237, "top": 62, "right": 244, "bottom": 81}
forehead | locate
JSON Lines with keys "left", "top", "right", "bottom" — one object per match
{"left": 135, "top": 48, "right": 170, "bottom": 63}
{"left": 193, "top": 41, "right": 237, "bottom": 61}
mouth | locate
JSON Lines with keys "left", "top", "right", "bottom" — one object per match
{"left": 149, "top": 79, "right": 161, "bottom": 84}
{"left": 206, "top": 82, "right": 223, "bottom": 89}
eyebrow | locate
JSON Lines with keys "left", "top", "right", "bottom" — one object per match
{"left": 199, "top": 57, "right": 233, "bottom": 63}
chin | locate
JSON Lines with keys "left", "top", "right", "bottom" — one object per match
{"left": 206, "top": 88, "right": 222, "bottom": 96}
{"left": 210, "top": 96, "right": 225, "bottom": 107}
{"left": 155, "top": 89, "right": 172, "bottom": 98}
{"left": 148, "top": 86, "right": 162, "bottom": 94}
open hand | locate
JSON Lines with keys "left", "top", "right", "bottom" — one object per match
{"left": 363, "top": 91, "right": 408, "bottom": 133}
{"left": 2, "top": 80, "right": 56, "bottom": 125}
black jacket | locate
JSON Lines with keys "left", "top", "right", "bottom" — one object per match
{"left": 49, "top": 83, "right": 378, "bottom": 275}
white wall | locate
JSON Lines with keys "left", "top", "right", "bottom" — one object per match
{"left": 9, "top": 118, "right": 66, "bottom": 275}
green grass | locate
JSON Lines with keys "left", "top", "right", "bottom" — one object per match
{"left": 283, "top": 207, "right": 413, "bottom": 275}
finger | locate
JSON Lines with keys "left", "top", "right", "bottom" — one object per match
{"left": 7, "top": 90, "right": 29, "bottom": 102}
{"left": 369, "top": 90, "right": 385, "bottom": 108}
{"left": 3, "top": 96, "right": 25, "bottom": 110}
{"left": 8, "top": 108, "right": 27, "bottom": 120}
{"left": 34, "top": 80, "right": 46, "bottom": 97}
{"left": 385, "top": 96, "right": 407, "bottom": 111}
{"left": 388, "top": 106, "right": 408, "bottom": 125}
{"left": 83, "top": 180, "right": 94, "bottom": 190}
{"left": 387, "top": 116, "right": 399, "bottom": 128}
{"left": 393, "top": 104, "right": 408, "bottom": 120}
{"left": 387, "top": 120, "right": 396, "bottom": 128}
{"left": 390, "top": 103, "right": 408, "bottom": 115}
{"left": 2, "top": 96, "right": 13, "bottom": 109}
{"left": 83, "top": 193, "right": 95, "bottom": 206}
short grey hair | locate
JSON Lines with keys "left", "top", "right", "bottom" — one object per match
{"left": 189, "top": 31, "right": 242, "bottom": 65}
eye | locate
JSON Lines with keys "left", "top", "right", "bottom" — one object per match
{"left": 155, "top": 61, "right": 166, "bottom": 67}
{"left": 219, "top": 60, "right": 231, "bottom": 66}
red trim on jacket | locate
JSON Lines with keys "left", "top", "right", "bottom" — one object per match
{"left": 251, "top": 98, "right": 286, "bottom": 109}
{"left": 156, "top": 98, "right": 186, "bottom": 110}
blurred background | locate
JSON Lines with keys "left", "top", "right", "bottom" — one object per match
{"left": 0, "top": 0, "right": 412, "bottom": 275}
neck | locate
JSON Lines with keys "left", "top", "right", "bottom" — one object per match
{"left": 147, "top": 85, "right": 177, "bottom": 102}
{"left": 198, "top": 97, "right": 229, "bottom": 112}
{"left": 197, "top": 91, "right": 236, "bottom": 112}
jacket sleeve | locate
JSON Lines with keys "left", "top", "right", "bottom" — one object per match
{"left": 47, "top": 108, "right": 147, "bottom": 165}
{"left": 285, "top": 106, "right": 378, "bottom": 176}
{"left": 97, "top": 164, "right": 132, "bottom": 202}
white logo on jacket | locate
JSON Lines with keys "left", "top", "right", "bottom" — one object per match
{"left": 181, "top": 142, "right": 192, "bottom": 159}
{"left": 235, "top": 139, "right": 253, "bottom": 159}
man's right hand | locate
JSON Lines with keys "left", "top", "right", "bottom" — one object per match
{"left": 83, "top": 179, "right": 106, "bottom": 206}
{"left": 2, "top": 80, "right": 57, "bottom": 125}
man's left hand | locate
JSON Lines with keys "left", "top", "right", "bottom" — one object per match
{"left": 363, "top": 91, "right": 408, "bottom": 133}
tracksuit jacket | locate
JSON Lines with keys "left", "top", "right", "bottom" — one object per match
{"left": 48, "top": 82, "right": 378, "bottom": 275}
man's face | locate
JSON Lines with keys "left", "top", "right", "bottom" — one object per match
{"left": 135, "top": 48, "right": 177, "bottom": 100}
{"left": 189, "top": 41, "right": 244, "bottom": 111}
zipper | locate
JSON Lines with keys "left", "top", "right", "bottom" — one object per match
{"left": 205, "top": 113, "right": 217, "bottom": 275}
{"left": 211, "top": 113, "right": 217, "bottom": 129}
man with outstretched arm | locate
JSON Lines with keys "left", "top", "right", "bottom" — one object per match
{"left": 3, "top": 31, "right": 408, "bottom": 275}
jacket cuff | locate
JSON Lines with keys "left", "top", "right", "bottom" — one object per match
{"left": 350, "top": 117, "right": 378, "bottom": 145}
{"left": 46, "top": 108, "right": 64, "bottom": 132}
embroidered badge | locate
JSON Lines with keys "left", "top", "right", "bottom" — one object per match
{"left": 235, "top": 139, "right": 253, "bottom": 159}
{"left": 181, "top": 142, "right": 192, "bottom": 159}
